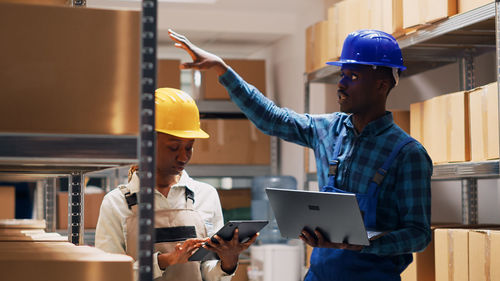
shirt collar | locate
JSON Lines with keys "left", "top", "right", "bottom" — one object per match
{"left": 127, "top": 170, "right": 195, "bottom": 194}
{"left": 344, "top": 111, "right": 394, "bottom": 136}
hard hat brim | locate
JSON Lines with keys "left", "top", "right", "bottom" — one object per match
{"left": 156, "top": 128, "right": 210, "bottom": 139}
{"left": 326, "top": 60, "right": 407, "bottom": 71}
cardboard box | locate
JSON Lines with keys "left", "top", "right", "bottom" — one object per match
{"left": 444, "top": 91, "right": 470, "bottom": 162}
{"left": 411, "top": 91, "right": 470, "bottom": 164}
{"left": 422, "top": 96, "right": 447, "bottom": 163}
{"left": 232, "top": 259, "right": 250, "bottom": 281}
{"left": 202, "top": 59, "right": 265, "bottom": 99}
{"left": 0, "top": 2, "right": 140, "bottom": 135}
{"left": 57, "top": 192, "right": 105, "bottom": 229}
{"left": 0, "top": 0, "right": 67, "bottom": 5}
{"left": 435, "top": 228, "right": 470, "bottom": 281}
{"left": 425, "top": 0, "right": 457, "bottom": 23}
{"left": 403, "top": 0, "right": 426, "bottom": 28}
{"left": 306, "top": 21, "right": 330, "bottom": 73}
{"left": 469, "top": 82, "right": 499, "bottom": 161}
{"left": 0, "top": 187, "right": 15, "bottom": 219}
{"left": 401, "top": 227, "right": 441, "bottom": 281}
{"left": 157, "top": 59, "right": 181, "bottom": 89}
{"left": 468, "top": 230, "right": 500, "bottom": 281}
{"left": 458, "top": 0, "right": 492, "bottom": 14}
{"left": 190, "top": 119, "right": 270, "bottom": 165}
{"left": 410, "top": 102, "right": 425, "bottom": 144}
{"left": 392, "top": 110, "right": 410, "bottom": 134}
{"left": 371, "top": 0, "right": 404, "bottom": 37}
{"left": 217, "top": 188, "right": 251, "bottom": 210}
{"left": 327, "top": 5, "right": 339, "bottom": 61}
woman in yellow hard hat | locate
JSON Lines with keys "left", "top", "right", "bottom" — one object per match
{"left": 95, "top": 88, "right": 256, "bottom": 281}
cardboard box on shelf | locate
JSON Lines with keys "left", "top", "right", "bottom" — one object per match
{"left": 190, "top": 119, "right": 270, "bottom": 165}
{"left": 371, "top": 0, "right": 404, "bottom": 37}
{"left": 434, "top": 226, "right": 500, "bottom": 281}
{"left": 392, "top": 110, "right": 410, "bottom": 134}
{"left": 327, "top": 5, "right": 339, "bottom": 61}
{"left": 0, "top": 187, "right": 15, "bottom": 219}
{"left": 157, "top": 59, "right": 181, "bottom": 89}
{"left": 306, "top": 21, "right": 330, "bottom": 73}
{"left": 425, "top": 0, "right": 457, "bottom": 23}
{"left": 458, "top": 0, "right": 492, "bottom": 14}
{"left": 57, "top": 192, "right": 105, "bottom": 229}
{"left": 444, "top": 91, "right": 470, "bottom": 162}
{"left": 217, "top": 188, "right": 251, "bottom": 210}
{"left": 400, "top": 225, "right": 461, "bottom": 281}
{"left": 410, "top": 102, "right": 424, "bottom": 144}
{"left": 410, "top": 91, "right": 470, "bottom": 164}
{"left": 435, "top": 228, "right": 470, "bottom": 281}
{"left": 469, "top": 82, "right": 499, "bottom": 161}
{"left": 0, "top": 2, "right": 140, "bottom": 135}
{"left": 422, "top": 96, "right": 447, "bottom": 163}
{"left": 202, "top": 59, "right": 265, "bottom": 99}
{"left": 403, "top": 0, "right": 426, "bottom": 28}
{"left": 468, "top": 230, "right": 500, "bottom": 281}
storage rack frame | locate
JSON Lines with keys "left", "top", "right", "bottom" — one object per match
{"left": 0, "top": 1, "right": 278, "bottom": 281}
{"left": 304, "top": 1, "right": 500, "bottom": 225}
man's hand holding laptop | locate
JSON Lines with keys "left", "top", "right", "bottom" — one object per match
{"left": 299, "top": 227, "right": 364, "bottom": 251}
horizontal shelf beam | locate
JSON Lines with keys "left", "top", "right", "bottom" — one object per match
{"left": 304, "top": 160, "right": 500, "bottom": 182}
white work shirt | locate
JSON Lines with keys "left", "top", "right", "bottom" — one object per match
{"left": 95, "top": 170, "right": 233, "bottom": 281}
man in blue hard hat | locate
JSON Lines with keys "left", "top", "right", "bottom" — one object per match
{"left": 169, "top": 29, "right": 432, "bottom": 281}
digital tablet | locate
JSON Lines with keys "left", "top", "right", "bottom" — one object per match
{"left": 188, "top": 220, "right": 268, "bottom": 261}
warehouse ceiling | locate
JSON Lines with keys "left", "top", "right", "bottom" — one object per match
{"left": 87, "top": 0, "right": 313, "bottom": 56}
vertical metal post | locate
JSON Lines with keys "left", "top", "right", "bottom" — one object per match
{"left": 45, "top": 178, "right": 57, "bottom": 233}
{"left": 458, "top": 50, "right": 475, "bottom": 91}
{"left": 139, "top": 0, "right": 157, "bottom": 280}
{"left": 68, "top": 172, "right": 84, "bottom": 245}
{"left": 304, "top": 73, "right": 311, "bottom": 190}
{"left": 461, "top": 178, "right": 478, "bottom": 225}
{"left": 458, "top": 48, "right": 477, "bottom": 225}
{"left": 35, "top": 180, "right": 45, "bottom": 220}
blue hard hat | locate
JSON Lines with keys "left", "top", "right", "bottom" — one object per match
{"left": 327, "top": 29, "right": 406, "bottom": 71}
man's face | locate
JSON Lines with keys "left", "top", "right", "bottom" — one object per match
{"left": 336, "top": 64, "right": 379, "bottom": 114}
{"left": 156, "top": 133, "right": 195, "bottom": 176}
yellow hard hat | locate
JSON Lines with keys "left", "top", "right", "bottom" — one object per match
{"left": 155, "top": 88, "right": 209, "bottom": 139}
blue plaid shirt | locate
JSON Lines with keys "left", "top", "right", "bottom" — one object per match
{"left": 219, "top": 68, "right": 432, "bottom": 266}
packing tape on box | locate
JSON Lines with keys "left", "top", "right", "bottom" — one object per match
{"left": 485, "top": 230, "right": 491, "bottom": 281}
{"left": 217, "top": 119, "right": 224, "bottom": 146}
{"left": 482, "top": 90, "right": 489, "bottom": 160}
{"left": 448, "top": 229, "right": 454, "bottom": 281}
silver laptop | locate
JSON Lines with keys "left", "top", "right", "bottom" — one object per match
{"left": 266, "top": 188, "right": 382, "bottom": 246}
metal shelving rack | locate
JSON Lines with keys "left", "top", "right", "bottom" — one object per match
{"left": 304, "top": 1, "right": 500, "bottom": 225}
{"left": 1, "top": 2, "right": 278, "bottom": 281}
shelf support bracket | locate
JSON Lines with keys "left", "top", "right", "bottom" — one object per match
{"left": 44, "top": 178, "right": 57, "bottom": 233}
{"left": 69, "top": 172, "right": 85, "bottom": 245}
{"left": 461, "top": 178, "right": 478, "bottom": 224}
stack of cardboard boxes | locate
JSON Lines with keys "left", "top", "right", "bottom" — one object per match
{"left": 0, "top": 219, "right": 134, "bottom": 281}
{"left": 410, "top": 82, "right": 498, "bottom": 164}
{"left": 306, "top": 0, "right": 493, "bottom": 73}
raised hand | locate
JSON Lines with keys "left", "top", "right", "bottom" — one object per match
{"left": 168, "top": 29, "right": 228, "bottom": 75}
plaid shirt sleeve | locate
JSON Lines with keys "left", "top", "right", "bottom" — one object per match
{"left": 361, "top": 143, "right": 432, "bottom": 255}
{"left": 219, "top": 67, "right": 317, "bottom": 148}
